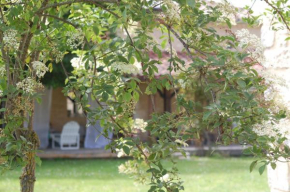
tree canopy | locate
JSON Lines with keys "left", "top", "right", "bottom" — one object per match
{"left": 0, "top": 0, "right": 290, "bottom": 192}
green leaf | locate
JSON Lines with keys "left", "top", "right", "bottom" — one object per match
{"left": 122, "top": 146, "right": 130, "bottom": 155}
{"left": 146, "top": 168, "right": 159, "bottom": 173}
{"left": 187, "top": 0, "right": 196, "bottom": 9}
{"left": 259, "top": 164, "right": 266, "bottom": 175}
{"left": 226, "top": 19, "right": 232, "bottom": 29}
{"left": 133, "top": 92, "right": 139, "bottom": 101}
{"left": 148, "top": 186, "right": 157, "bottom": 192}
{"left": 237, "top": 80, "right": 246, "bottom": 88}
{"left": 102, "top": 92, "right": 109, "bottom": 101}
{"left": 93, "top": 25, "right": 99, "bottom": 35}
{"left": 35, "top": 156, "right": 42, "bottom": 166}
{"left": 257, "top": 136, "right": 267, "bottom": 144}
{"left": 271, "top": 162, "right": 276, "bottom": 170}
{"left": 250, "top": 160, "right": 258, "bottom": 172}
{"left": 203, "top": 111, "right": 212, "bottom": 120}
{"left": 148, "top": 153, "right": 157, "bottom": 160}
{"left": 123, "top": 92, "right": 131, "bottom": 102}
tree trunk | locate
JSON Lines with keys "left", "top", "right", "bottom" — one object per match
{"left": 20, "top": 150, "right": 36, "bottom": 192}
{"left": 18, "top": 128, "right": 39, "bottom": 192}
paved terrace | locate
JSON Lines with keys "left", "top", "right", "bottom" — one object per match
{"left": 37, "top": 145, "right": 248, "bottom": 159}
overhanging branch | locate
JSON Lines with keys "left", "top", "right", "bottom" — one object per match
{"left": 36, "top": 0, "right": 119, "bottom": 14}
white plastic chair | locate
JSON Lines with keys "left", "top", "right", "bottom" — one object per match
{"left": 51, "top": 121, "right": 80, "bottom": 150}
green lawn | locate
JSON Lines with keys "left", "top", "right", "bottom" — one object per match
{"left": 0, "top": 157, "right": 269, "bottom": 192}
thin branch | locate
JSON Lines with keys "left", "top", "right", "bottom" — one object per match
{"left": 0, "top": 2, "right": 25, "bottom": 6}
{"left": 36, "top": 0, "right": 118, "bottom": 14}
{"left": 164, "top": 23, "right": 221, "bottom": 140}
{"left": 40, "top": 14, "right": 79, "bottom": 28}
{"left": 263, "top": 0, "right": 290, "bottom": 31}
{"left": 167, "top": 27, "right": 178, "bottom": 107}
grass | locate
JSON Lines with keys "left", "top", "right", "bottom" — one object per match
{"left": 0, "top": 157, "right": 269, "bottom": 192}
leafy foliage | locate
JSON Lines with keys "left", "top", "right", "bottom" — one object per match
{"left": 0, "top": 0, "right": 289, "bottom": 192}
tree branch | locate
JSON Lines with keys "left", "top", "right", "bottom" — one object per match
{"left": 41, "top": 14, "right": 79, "bottom": 28}
{"left": 36, "top": 0, "right": 119, "bottom": 14}
{"left": 263, "top": 0, "right": 290, "bottom": 31}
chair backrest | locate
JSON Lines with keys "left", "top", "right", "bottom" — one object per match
{"left": 61, "top": 121, "right": 80, "bottom": 135}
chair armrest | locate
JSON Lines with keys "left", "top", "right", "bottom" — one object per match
{"left": 50, "top": 133, "right": 61, "bottom": 140}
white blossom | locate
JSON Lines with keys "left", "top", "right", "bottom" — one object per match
{"left": 0, "top": 90, "right": 3, "bottom": 97}
{"left": 124, "top": 21, "right": 139, "bottom": 36}
{"left": 162, "top": 0, "right": 180, "bottom": 21}
{"left": 16, "top": 77, "right": 42, "bottom": 94}
{"left": 253, "top": 118, "right": 290, "bottom": 140}
{"left": 175, "top": 139, "right": 189, "bottom": 147}
{"left": 111, "top": 62, "right": 139, "bottom": 75}
{"left": 133, "top": 118, "right": 147, "bottom": 132}
{"left": 118, "top": 164, "right": 126, "bottom": 173}
{"left": 178, "top": 79, "right": 186, "bottom": 89}
{"left": 70, "top": 57, "right": 92, "bottom": 69}
{"left": 32, "top": 61, "right": 48, "bottom": 78}
{"left": 261, "top": 70, "right": 290, "bottom": 114}
{"left": 160, "top": 173, "right": 170, "bottom": 182}
{"left": 235, "top": 29, "right": 265, "bottom": 63}
{"left": 142, "top": 148, "right": 150, "bottom": 157}
{"left": 116, "top": 148, "right": 131, "bottom": 158}
{"left": 3, "top": 29, "right": 19, "bottom": 50}
{"left": 216, "top": 0, "right": 237, "bottom": 25}
{"left": 10, "top": 0, "right": 22, "bottom": 3}
{"left": 66, "top": 29, "right": 84, "bottom": 49}
{"left": 0, "top": 66, "right": 6, "bottom": 77}
{"left": 196, "top": 33, "right": 202, "bottom": 41}
{"left": 118, "top": 161, "right": 138, "bottom": 174}
{"left": 165, "top": 47, "right": 177, "bottom": 57}
{"left": 51, "top": 47, "right": 64, "bottom": 62}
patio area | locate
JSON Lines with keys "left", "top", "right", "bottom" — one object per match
{"left": 37, "top": 145, "right": 247, "bottom": 159}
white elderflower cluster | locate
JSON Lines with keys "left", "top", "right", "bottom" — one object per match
{"left": 71, "top": 57, "right": 84, "bottom": 69}
{"left": 178, "top": 79, "right": 187, "bottom": 89}
{"left": 111, "top": 62, "right": 139, "bottom": 75}
{"left": 196, "top": 33, "right": 202, "bottom": 41}
{"left": 124, "top": 21, "right": 139, "bottom": 36}
{"left": 118, "top": 160, "right": 148, "bottom": 184}
{"left": 235, "top": 29, "right": 265, "bottom": 63}
{"left": 32, "top": 61, "right": 48, "bottom": 78}
{"left": 3, "top": 29, "right": 19, "bottom": 50}
{"left": 66, "top": 29, "right": 84, "bottom": 49}
{"left": 261, "top": 70, "right": 290, "bottom": 114}
{"left": 216, "top": 0, "right": 237, "bottom": 25}
{"left": 10, "top": 0, "right": 22, "bottom": 3}
{"left": 261, "top": 70, "right": 287, "bottom": 88}
{"left": 51, "top": 47, "right": 64, "bottom": 62}
{"left": 116, "top": 148, "right": 127, "bottom": 158}
{"left": 16, "top": 77, "right": 43, "bottom": 94}
{"left": 0, "top": 65, "right": 5, "bottom": 77}
{"left": 253, "top": 118, "right": 290, "bottom": 140}
{"left": 163, "top": 0, "right": 180, "bottom": 21}
{"left": 165, "top": 47, "right": 177, "bottom": 57}
{"left": 0, "top": 90, "right": 3, "bottom": 97}
{"left": 175, "top": 139, "right": 189, "bottom": 147}
{"left": 160, "top": 173, "right": 170, "bottom": 182}
{"left": 133, "top": 118, "right": 147, "bottom": 133}
{"left": 118, "top": 160, "right": 138, "bottom": 174}
{"left": 142, "top": 148, "right": 150, "bottom": 157}
{"left": 70, "top": 57, "right": 92, "bottom": 69}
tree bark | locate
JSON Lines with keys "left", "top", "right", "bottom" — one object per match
{"left": 19, "top": 129, "right": 39, "bottom": 192}
{"left": 20, "top": 151, "right": 36, "bottom": 192}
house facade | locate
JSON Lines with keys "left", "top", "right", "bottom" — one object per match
{"left": 33, "top": 22, "right": 262, "bottom": 149}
